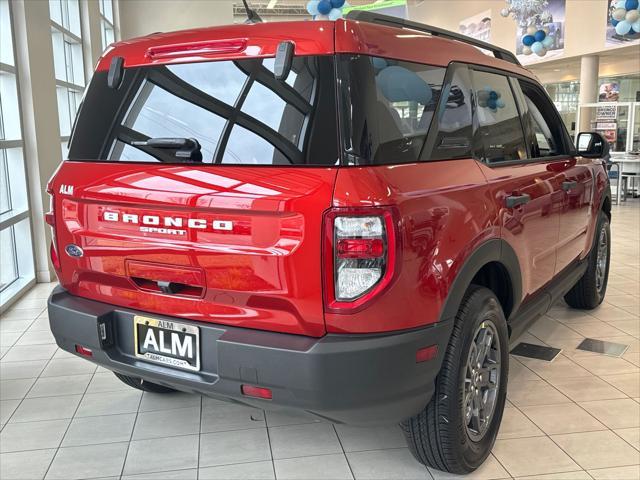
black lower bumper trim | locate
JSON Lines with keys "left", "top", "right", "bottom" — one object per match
{"left": 48, "top": 286, "right": 452, "bottom": 425}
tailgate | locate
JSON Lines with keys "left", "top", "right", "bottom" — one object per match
{"left": 51, "top": 163, "right": 337, "bottom": 337}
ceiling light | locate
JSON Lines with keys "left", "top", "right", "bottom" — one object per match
{"left": 266, "top": 0, "right": 277, "bottom": 8}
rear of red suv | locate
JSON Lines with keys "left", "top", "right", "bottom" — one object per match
{"left": 47, "top": 19, "right": 453, "bottom": 427}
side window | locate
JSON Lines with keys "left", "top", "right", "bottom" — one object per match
{"left": 338, "top": 55, "right": 446, "bottom": 165}
{"left": 517, "top": 80, "right": 568, "bottom": 158}
{"left": 471, "top": 70, "right": 527, "bottom": 164}
{"left": 420, "top": 64, "right": 475, "bottom": 161}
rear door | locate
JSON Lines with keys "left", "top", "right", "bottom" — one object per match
{"left": 51, "top": 54, "right": 339, "bottom": 337}
{"left": 516, "top": 79, "right": 594, "bottom": 271}
{"left": 470, "top": 69, "right": 563, "bottom": 298}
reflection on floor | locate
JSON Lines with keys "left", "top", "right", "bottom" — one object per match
{"left": 1, "top": 202, "right": 639, "bottom": 480}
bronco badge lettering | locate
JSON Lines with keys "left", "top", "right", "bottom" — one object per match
{"left": 102, "top": 211, "right": 233, "bottom": 234}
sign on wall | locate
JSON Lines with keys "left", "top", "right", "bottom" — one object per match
{"left": 459, "top": 10, "right": 492, "bottom": 42}
{"left": 515, "top": 0, "right": 566, "bottom": 65}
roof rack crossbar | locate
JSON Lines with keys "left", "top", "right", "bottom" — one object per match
{"left": 346, "top": 10, "right": 521, "bottom": 66}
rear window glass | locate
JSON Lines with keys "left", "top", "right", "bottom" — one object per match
{"left": 337, "top": 55, "right": 446, "bottom": 165}
{"left": 68, "top": 56, "right": 338, "bottom": 166}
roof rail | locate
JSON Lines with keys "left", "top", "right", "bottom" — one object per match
{"left": 345, "top": 10, "right": 521, "bottom": 66}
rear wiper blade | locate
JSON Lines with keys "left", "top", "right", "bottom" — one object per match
{"left": 132, "top": 137, "right": 202, "bottom": 162}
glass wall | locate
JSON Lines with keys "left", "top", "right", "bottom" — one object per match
{"left": 545, "top": 74, "right": 640, "bottom": 142}
{"left": 49, "top": 0, "right": 85, "bottom": 157}
{"left": 0, "top": 0, "right": 35, "bottom": 303}
{"left": 99, "top": 0, "right": 115, "bottom": 51}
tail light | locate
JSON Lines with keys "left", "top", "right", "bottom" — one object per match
{"left": 45, "top": 185, "right": 61, "bottom": 271}
{"left": 323, "top": 207, "right": 400, "bottom": 313}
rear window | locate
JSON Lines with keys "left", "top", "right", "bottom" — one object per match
{"left": 68, "top": 56, "right": 339, "bottom": 166}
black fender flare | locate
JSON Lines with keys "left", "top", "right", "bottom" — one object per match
{"left": 437, "top": 238, "right": 522, "bottom": 324}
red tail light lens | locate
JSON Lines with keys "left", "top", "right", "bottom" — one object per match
{"left": 145, "top": 39, "right": 247, "bottom": 60}
{"left": 75, "top": 345, "right": 93, "bottom": 357}
{"left": 323, "top": 207, "right": 400, "bottom": 313}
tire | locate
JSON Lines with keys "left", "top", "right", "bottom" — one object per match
{"left": 113, "top": 372, "right": 176, "bottom": 393}
{"left": 401, "top": 285, "right": 509, "bottom": 474}
{"left": 564, "top": 211, "right": 611, "bottom": 310}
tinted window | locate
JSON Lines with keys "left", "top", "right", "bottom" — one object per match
{"left": 517, "top": 80, "right": 569, "bottom": 158}
{"left": 420, "top": 64, "right": 475, "bottom": 161}
{"left": 338, "top": 55, "right": 446, "bottom": 165}
{"left": 68, "top": 56, "right": 338, "bottom": 166}
{"left": 471, "top": 70, "right": 526, "bottom": 164}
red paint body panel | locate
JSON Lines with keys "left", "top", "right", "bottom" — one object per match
{"left": 50, "top": 162, "right": 337, "bottom": 337}
{"left": 327, "top": 160, "right": 499, "bottom": 334}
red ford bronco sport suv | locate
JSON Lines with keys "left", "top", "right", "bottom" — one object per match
{"left": 47, "top": 11, "right": 612, "bottom": 474}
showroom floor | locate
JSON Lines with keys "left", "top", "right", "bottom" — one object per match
{"left": 0, "top": 204, "right": 638, "bottom": 480}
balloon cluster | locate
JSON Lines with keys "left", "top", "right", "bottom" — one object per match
{"left": 477, "top": 87, "right": 505, "bottom": 112}
{"left": 610, "top": 0, "right": 640, "bottom": 36}
{"left": 521, "top": 25, "right": 554, "bottom": 56}
{"left": 306, "top": 0, "right": 346, "bottom": 21}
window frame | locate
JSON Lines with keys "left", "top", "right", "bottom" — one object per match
{"left": 0, "top": 0, "right": 36, "bottom": 301}
{"left": 459, "top": 62, "right": 576, "bottom": 168}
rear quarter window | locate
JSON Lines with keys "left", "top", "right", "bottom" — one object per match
{"left": 67, "top": 56, "right": 338, "bottom": 166}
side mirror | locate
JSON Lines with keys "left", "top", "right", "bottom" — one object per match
{"left": 576, "top": 132, "right": 610, "bottom": 159}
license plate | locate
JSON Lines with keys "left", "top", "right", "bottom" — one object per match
{"left": 134, "top": 316, "right": 200, "bottom": 371}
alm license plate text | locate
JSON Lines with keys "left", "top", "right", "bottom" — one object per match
{"left": 134, "top": 316, "right": 200, "bottom": 371}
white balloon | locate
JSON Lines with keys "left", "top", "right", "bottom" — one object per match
{"left": 522, "top": 46, "right": 532, "bottom": 55}
{"left": 500, "top": 8, "right": 509, "bottom": 17}
{"left": 537, "top": 46, "right": 547, "bottom": 56}
{"left": 626, "top": 9, "right": 640, "bottom": 23}
{"left": 526, "top": 25, "right": 537, "bottom": 35}
{"left": 613, "top": 8, "right": 627, "bottom": 21}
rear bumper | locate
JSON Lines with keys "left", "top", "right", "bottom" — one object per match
{"left": 48, "top": 286, "right": 452, "bottom": 425}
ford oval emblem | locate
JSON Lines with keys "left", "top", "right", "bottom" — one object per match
{"left": 65, "top": 244, "right": 84, "bottom": 258}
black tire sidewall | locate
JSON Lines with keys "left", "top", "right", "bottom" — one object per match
{"left": 446, "top": 288, "right": 510, "bottom": 471}
{"left": 593, "top": 212, "right": 611, "bottom": 303}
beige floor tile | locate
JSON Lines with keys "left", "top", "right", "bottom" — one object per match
{"left": 515, "top": 471, "right": 591, "bottom": 480}
{"left": 527, "top": 317, "right": 584, "bottom": 342}
{"left": 569, "top": 321, "right": 631, "bottom": 338}
{"left": 602, "top": 373, "right": 640, "bottom": 397}
{"left": 608, "top": 320, "right": 640, "bottom": 338}
{"left": 616, "top": 428, "right": 640, "bottom": 451}
{"left": 516, "top": 355, "right": 592, "bottom": 381}
{"left": 497, "top": 407, "right": 545, "bottom": 440}
{"left": 492, "top": 436, "right": 579, "bottom": 477}
{"left": 520, "top": 403, "right": 606, "bottom": 435}
{"left": 552, "top": 430, "right": 640, "bottom": 470}
{"left": 588, "top": 465, "right": 640, "bottom": 480}
{"left": 571, "top": 355, "right": 638, "bottom": 376}
{"left": 508, "top": 358, "right": 542, "bottom": 382}
{"left": 579, "top": 398, "right": 640, "bottom": 429}
{"left": 550, "top": 376, "right": 628, "bottom": 402}
{"left": 507, "top": 379, "right": 571, "bottom": 407}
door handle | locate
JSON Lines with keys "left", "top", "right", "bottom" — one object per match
{"left": 505, "top": 193, "right": 531, "bottom": 208}
{"left": 562, "top": 180, "right": 578, "bottom": 191}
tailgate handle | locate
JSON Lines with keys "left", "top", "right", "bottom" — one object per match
{"left": 131, "top": 277, "right": 204, "bottom": 298}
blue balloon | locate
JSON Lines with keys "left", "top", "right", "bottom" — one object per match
{"left": 489, "top": 90, "right": 498, "bottom": 100}
{"left": 522, "top": 34, "right": 535, "bottom": 46}
{"left": 616, "top": 20, "right": 632, "bottom": 35}
{"left": 632, "top": 19, "right": 640, "bottom": 32}
{"left": 496, "top": 98, "right": 505, "bottom": 108}
{"left": 534, "top": 30, "right": 546, "bottom": 42}
{"left": 328, "top": 7, "right": 342, "bottom": 20}
{"left": 615, "top": 0, "right": 626, "bottom": 7}
{"left": 317, "top": 0, "right": 332, "bottom": 14}
{"left": 331, "top": 0, "right": 346, "bottom": 7}
{"left": 542, "top": 35, "right": 554, "bottom": 48}
{"left": 487, "top": 98, "right": 497, "bottom": 110}
{"left": 611, "top": 19, "right": 619, "bottom": 27}
{"left": 371, "top": 57, "right": 388, "bottom": 70}
{"left": 306, "top": 0, "right": 320, "bottom": 15}
{"left": 531, "top": 41, "right": 544, "bottom": 54}
{"left": 625, "top": 0, "right": 639, "bottom": 10}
